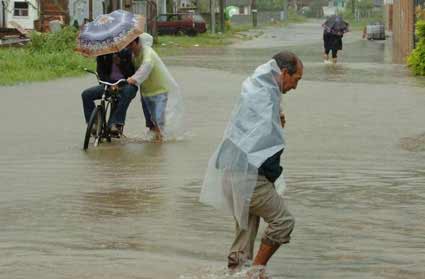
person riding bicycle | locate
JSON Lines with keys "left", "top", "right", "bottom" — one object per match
{"left": 81, "top": 48, "right": 138, "bottom": 135}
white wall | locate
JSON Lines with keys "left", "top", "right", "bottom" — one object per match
{"left": 323, "top": 6, "right": 337, "bottom": 17}
{"left": 5, "top": 0, "right": 39, "bottom": 29}
{"left": 69, "top": 0, "right": 104, "bottom": 26}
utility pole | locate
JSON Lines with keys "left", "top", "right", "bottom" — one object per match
{"left": 167, "top": 0, "right": 173, "bottom": 13}
{"left": 252, "top": 0, "right": 257, "bottom": 27}
{"left": 89, "top": 0, "right": 93, "bottom": 21}
{"left": 283, "top": 0, "right": 288, "bottom": 20}
{"left": 219, "top": 0, "right": 224, "bottom": 32}
{"left": 210, "top": 0, "right": 216, "bottom": 33}
{"left": 413, "top": 0, "right": 417, "bottom": 49}
{"left": 1, "top": 1, "right": 6, "bottom": 28}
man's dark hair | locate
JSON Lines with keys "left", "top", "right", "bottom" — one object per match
{"left": 132, "top": 36, "right": 140, "bottom": 44}
{"left": 272, "top": 51, "right": 302, "bottom": 75}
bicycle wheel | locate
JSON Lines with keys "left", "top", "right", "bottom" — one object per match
{"left": 83, "top": 106, "right": 103, "bottom": 150}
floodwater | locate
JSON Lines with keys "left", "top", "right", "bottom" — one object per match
{"left": 1, "top": 21, "right": 425, "bottom": 279}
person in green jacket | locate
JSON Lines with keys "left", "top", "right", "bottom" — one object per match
{"left": 126, "top": 33, "right": 184, "bottom": 142}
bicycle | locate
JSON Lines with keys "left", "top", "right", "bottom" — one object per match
{"left": 83, "top": 68, "right": 127, "bottom": 150}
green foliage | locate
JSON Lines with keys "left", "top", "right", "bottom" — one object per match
{"left": 416, "top": 20, "right": 425, "bottom": 40}
{"left": 27, "top": 26, "right": 79, "bottom": 53}
{"left": 408, "top": 20, "right": 425, "bottom": 76}
{"left": 0, "top": 26, "right": 94, "bottom": 85}
{"left": 342, "top": 0, "right": 383, "bottom": 22}
{"left": 308, "top": 0, "right": 328, "bottom": 18}
{"left": 257, "top": 0, "right": 286, "bottom": 11}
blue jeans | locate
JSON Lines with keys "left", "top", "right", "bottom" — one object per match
{"left": 143, "top": 93, "right": 168, "bottom": 130}
{"left": 81, "top": 84, "right": 137, "bottom": 126}
{"left": 141, "top": 95, "right": 154, "bottom": 129}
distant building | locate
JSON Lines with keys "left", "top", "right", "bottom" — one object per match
{"left": 69, "top": 0, "right": 104, "bottom": 26}
{"left": 0, "top": 0, "right": 139, "bottom": 31}
{"left": 1, "top": 0, "right": 39, "bottom": 29}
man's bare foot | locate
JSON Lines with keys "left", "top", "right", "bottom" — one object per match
{"left": 152, "top": 132, "right": 163, "bottom": 143}
{"left": 246, "top": 265, "right": 268, "bottom": 279}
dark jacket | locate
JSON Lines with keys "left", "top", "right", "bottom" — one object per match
{"left": 96, "top": 48, "right": 135, "bottom": 82}
{"left": 215, "top": 139, "right": 283, "bottom": 183}
{"left": 258, "top": 149, "right": 283, "bottom": 183}
{"left": 323, "top": 31, "right": 343, "bottom": 51}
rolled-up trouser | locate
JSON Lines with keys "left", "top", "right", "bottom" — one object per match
{"left": 143, "top": 93, "right": 168, "bottom": 130}
{"left": 228, "top": 175, "right": 295, "bottom": 269}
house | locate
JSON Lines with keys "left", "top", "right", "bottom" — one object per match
{"left": 0, "top": 0, "right": 137, "bottom": 30}
{"left": 226, "top": 0, "right": 250, "bottom": 15}
{"left": 1, "top": 0, "right": 39, "bottom": 29}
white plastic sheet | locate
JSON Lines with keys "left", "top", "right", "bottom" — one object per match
{"left": 137, "top": 33, "right": 184, "bottom": 139}
{"left": 200, "top": 59, "right": 286, "bottom": 229}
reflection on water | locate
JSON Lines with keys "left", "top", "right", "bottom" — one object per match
{"left": 83, "top": 187, "right": 164, "bottom": 218}
{"left": 400, "top": 133, "right": 425, "bottom": 152}
{"left": 1, "top": 22, "right": 425, "bottom": 279}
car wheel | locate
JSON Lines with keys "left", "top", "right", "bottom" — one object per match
{"left": 187, "top": 29, "right": 198, "bottom": 37}
{"left": 175, "top": 29, "right": 185, "bottom": 36}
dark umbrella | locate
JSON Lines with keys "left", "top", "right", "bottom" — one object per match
{"left": 76, "top": 10, "right": 145, "bottom": 57}
{"left": 322, "top": 15, "right": 349, "bottom": 34}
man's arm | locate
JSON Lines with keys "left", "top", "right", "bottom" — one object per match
{"left": 128, "top": 62, "right": 153, "bottom": 86}
{"left": 279, "top": 104, "right": 286, "bottom": 128}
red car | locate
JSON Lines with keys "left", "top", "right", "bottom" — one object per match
{"left": 156, "top": 13, "right": 207, "bottom": 36}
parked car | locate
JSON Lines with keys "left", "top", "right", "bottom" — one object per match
{"left": 156, "top": 13, "right": 207, "bottom": 36}
{"left": 365, "top": 22, "right": 385, "bottom": 40}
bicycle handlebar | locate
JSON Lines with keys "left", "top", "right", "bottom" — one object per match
{"left": 99, "top": 79, "right": 127, "bottom": 86}
{"left": 84, "top": 68, "right": 127, "bottom": 87}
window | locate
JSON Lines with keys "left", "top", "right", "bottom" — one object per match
{"left": 14, "top": 2, "right": 29, "bottom": 17}
{"left": 157, "top": 15, "right": 167, "bottom": 22}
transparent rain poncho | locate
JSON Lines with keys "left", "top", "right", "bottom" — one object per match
{"left": 200, "top": 59, "right": 286, "bottom": 229}
{"left": 133, "top": 33, "right": 184, "bottom": 139}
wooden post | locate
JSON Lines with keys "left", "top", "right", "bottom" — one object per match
{"left": 89, "top": 0, "right": 93, "bottom": 21}
{"left": 1, "top": 0, "right": 6, "bottom": 28}
{"left": 392, "top": 0, "right": 415, "bottom": 63}
{"left": 219, "top": 0, "right": 224, "bottom": 32}
{"left": 210, "top": 0, "right": 215, "bottom": 33}
{"left": 252, "top": 0, "right": 257, "bottom": 27}
{"left": 166, "top": 0, "right": 173, "bottom": 13}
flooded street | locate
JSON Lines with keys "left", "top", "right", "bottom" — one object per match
{"left": 1, "top": 21, "right": 425, "bottom": 279}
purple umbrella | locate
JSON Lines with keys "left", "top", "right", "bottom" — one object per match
{"left": 322, "top": 15, "right": 349, "bottom": 35}
{"left": 76, "top": 10, "right": 145, "bottom": 57}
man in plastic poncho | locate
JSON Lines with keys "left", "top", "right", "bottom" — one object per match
{"left": 126, "top": 33, "right": 184, "bottom": 142}
{"left": 200, "top": 51, "right": 303, "bottom": 272}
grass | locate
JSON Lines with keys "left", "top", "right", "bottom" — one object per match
{"left": 0, "top": 47, "right": 95, "bottom": 86}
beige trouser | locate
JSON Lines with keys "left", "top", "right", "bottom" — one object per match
{"left": 227, "top": 176, "right": 295, "bottom": 269}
